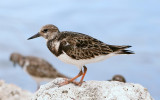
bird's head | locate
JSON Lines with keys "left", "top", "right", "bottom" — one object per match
{"left": 10, "top": 53, "right": 23, "bottom": 67}
{"left": 112, "top": 75, "right": 126, "bottom": 83}
{"left": 28, "top": 24, "right": 59, "bottom": 40}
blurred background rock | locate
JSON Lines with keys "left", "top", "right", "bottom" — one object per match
{"left": 0, "top": 0, "right": 159, "bottom": 99}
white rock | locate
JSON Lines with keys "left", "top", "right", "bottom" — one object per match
{"left": 0, "top": 80, "right": 33, "bottom": 100}
{"left": 32, "top": 78, "right": 153, "bottom": 100}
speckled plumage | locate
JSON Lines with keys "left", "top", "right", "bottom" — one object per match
{"left": 47, "top": 31, "right": 133, "bottom": 60}
{"left": 28, "top": 24, "right": 134, "bottom": 86}
{"left": 10, "top": 53, "right": 68, "bottom": 88}
{"left": 24, "top": 56, "right": 66, "bottom": 78}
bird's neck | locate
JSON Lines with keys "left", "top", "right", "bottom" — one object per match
{"left": 18, "top": 58, "right": 26, "bottom": 68}
{"left": 46, "top": 32, "right": 60, "bottom": 42}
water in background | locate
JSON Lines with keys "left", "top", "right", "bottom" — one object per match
{"left": 0, "top": 0, "right": 160, "bottom": 99}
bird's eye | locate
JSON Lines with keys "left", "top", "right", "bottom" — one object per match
{"left": 43, "top": 29, "right": 48, "bottom": 33}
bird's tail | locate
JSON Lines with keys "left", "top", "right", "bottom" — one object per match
{"left": 109, "top": 45, "right": 134, "bottom": 54}
{"left": 117, "top": 50, "right": 134, "bottom": 54}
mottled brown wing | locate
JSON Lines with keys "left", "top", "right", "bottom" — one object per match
{"left": 26, "top": 56, "right": 65, "bottom": 78}
{"left": 59, "top": 32, "right": 113, "bottom": 60}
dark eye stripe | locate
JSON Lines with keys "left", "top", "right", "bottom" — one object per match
{"left": 43, "top": 29, "right": 48, "bottom": 33}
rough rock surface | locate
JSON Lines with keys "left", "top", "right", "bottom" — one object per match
{"left": 0, "top": 80, "right": 33, "bottom": 100}
{"left": 32, "top": 78, "right": 153, "bottom": 100}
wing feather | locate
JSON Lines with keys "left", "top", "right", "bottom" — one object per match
{"left": 59, "top": 32, "right": 113, "bottom": 60}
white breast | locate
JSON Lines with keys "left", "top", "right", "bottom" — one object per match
{"left": 53, "top": 41, "right": 60, "bottom": 51}
{"left": 22, "top": 60, "right": 30, "bottom": 74}
{"left": 58, "top": 52, "right": 116, "bottom": 70}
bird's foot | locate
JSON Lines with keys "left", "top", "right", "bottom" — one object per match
{"left": 73, "top": 81, "right": 83, "bottom": 86}
{"left": 59, "top": 78, "right": 70, "bottom": 86}
{"left": 59, "top": 79, "right": 84, "bottom": 86}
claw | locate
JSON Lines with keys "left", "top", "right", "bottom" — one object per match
{"left": 59, "top": 66, "right": 87, "bottom": 87}
{"left": 59, "top": 79, "right": 83, "bottom": 86}
{"left": 75, "top": 81, "right": 85, "bottom": 86}
{"left": 59, "top": 78, "right": 70, "bottom": 86}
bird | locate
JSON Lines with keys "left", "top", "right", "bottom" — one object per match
{"left": 112, "top": 75, "right": 126, "bottom": 83}
{"left": 28, "top": 24, "right": 134, "bottom": 86}
{"left": 10, "top": 52, "right": 68, "bottom": 89}
{"left": 108, "top": 75, "right": 126, "bottom": 83}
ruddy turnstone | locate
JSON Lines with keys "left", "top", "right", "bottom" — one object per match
{"left": 10, "top": 53, "right": 68, "bottom": 89}
{"left": 112, "top": 75, "right": 126, "bottom": 82}
{"left": 108, "top": 75, "right": 126, "bottom": 83}
{"left": 28, "top": 24, "right": 134, "bottom": 86}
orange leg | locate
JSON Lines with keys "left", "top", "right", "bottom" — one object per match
{"left": 69, "top": 70, "right": 83, "bottom": 82}
{"left": 59, "top": 70, "right": 83, "bottom": 86}
{"left": 73, "top": 66, "right": 87, "bottom": 86}
{"left": 59, "top": 66, "right": 87, "bottom": 86}
{"left": 79, "top": 66, "right": 87, "bottom": 86}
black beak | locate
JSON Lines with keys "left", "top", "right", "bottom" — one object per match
{"left": 28, "top": 33, "right": 41, "bottom": 40}
{"left": 13, "top": 62, "right": 16, "bottom": 67}
{"left": 10, "top": 57, "right": 16, "bottom": 67}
